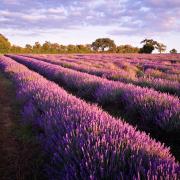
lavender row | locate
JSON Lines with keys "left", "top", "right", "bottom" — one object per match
{"left": 0, "top": 56, "right": 180, "bottom": 179}
{"left": 7, "top": 55, "right": 180, "bottom": 132}
{"left": 25, "top": 55, "right": 136, "bottom": 83}
{"left": 79, "top": 54, "right": 180, "bottom": 66}
{"left": 57, "top": 54, "right": 180, "bottom": 77}
{"left": 24, "top": 55, "right": 180, "bottom": 96}
{"left": 30, "top": 53, "right": 180, "bottom": 64}
{"left": 26, "top": 54, "right": 179, "bottom": 75}
{"left": 34, "top": 54, "right": 180, "bottom": 72}
{"left": 144, "top": 68, "right": 180, "bottom": 82}
{"left": 26, "top": 54, "right": 180, "bottom": 82}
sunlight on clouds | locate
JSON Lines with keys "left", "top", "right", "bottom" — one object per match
{"left": 0, "top": 0, "right": 179, "bottom": 51}
{"left": 47, "top": 7, "right": 68, "bottom": 15}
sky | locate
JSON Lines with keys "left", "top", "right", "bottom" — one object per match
{"left": 0, "top": 0, "right": 180, "bottom": 52}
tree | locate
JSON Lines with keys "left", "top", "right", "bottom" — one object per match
{"left": 155, "top": 43, "right": 166, "bottom": 53}
{"left": 170, "top": 49, "right": 177, "bottom": 54}
{"left": 42, "top": 41, "right": 51, "bottom": 53}
{"left": 50, "top": 43, "right": 61, "bottom": 53}
{"left": 140, "top": 39, "right": 167, "bottom": 54}
{"left": 140, "top": 39, "right": 158, "bottom": 54}
{"left": 25, "top": 44, "right": 33, "bottom": 53}
{"left": 0, "top": 34, "right": 11, "bottom": 53}
{"left": 92, "top": 38, "right": 116, "bottom": 52}
{"left": 33, "top": 42, "right": 41, "bottom": 53}
{"left": 77, "top": 44, "right": 92, "bottom": 53}
{"left": 10, "top": 45, "right": 24, "bottom": 53}
{"left": 116, "top": 45, "right": 139, "bottom": 53}
{"left": 139, "top": 44, "right": 154, "bottom": 53}
{"left": 59, "top": 45, "right": 67, "bottom": 53}
{"left": 141, "top": 39, "right": 158, "bottom": 46}
{"left": 67, "top": 44, "right": 77, "bottom": 53}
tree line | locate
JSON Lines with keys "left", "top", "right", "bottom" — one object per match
{"left": 0, "top": 34, "right": 178, "bottom": 54}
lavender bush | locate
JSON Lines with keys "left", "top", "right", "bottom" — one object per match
{"left": 24, "top": 54, "right": 180, "bottom": 96}
{"left": 7, "top": 55, "right": 180, "bottom": 132}
{"left": 0, "top": 55, "right": 179, "bottom": 179}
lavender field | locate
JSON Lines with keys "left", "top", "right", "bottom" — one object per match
{"left": 0, "top": 54, "right": 179, "bottom": 179}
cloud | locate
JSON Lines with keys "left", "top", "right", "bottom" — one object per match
{"left": 0, "top": 0, "right": 179, "bottom": 42}
{"left": 47, "top": 7, "right": 68, "bottom": 14}
{"left": 106, "top": 0, "right": 180, "bottom": 36}
{"left": 0, "top": 17, "right": 10, "bottom": 22}
{"left": 2, "top": 0, "right": 21, "bottom": 5}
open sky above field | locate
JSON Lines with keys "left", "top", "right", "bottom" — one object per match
{"left": 0, "top": 0, "right": 180, "bottom": 52}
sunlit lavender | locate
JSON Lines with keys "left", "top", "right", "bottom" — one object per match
{"left": 0, "top": 55, "right": 180, "bottom": 179}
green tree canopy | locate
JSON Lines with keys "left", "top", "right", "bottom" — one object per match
{"left": 25, "top": 44, "right": 33, "bottom": 53}
{"left": 116, "top": 45, "right": 139, "bottom": 53}
{"left": 170, "top": 48, "right": 177, "bottom": 54}
{"left": 140, "top": 39, "right": 156, "bottom": 53}
{"left": 10, "top": 45, "right": 23, "bottom": 53}
{"left": 92, "top": 38, "right": 116, "bottom": 52}
{"left": 0, "top": 34, "right": 11, "bottom": 53}
{"left": 141, "top": 39, "right": 158, "bottom": 46}
{"left": 139, "top": 44, "right": 154, "bottom": 54}
{"left": 76, "top": 44, "right": 91, "bottom": 53}
{"left": 67, "top": 44, "right": 77, "bottom": 53}
{"left": 155, "top": 43, "right": 166, "bottom": 53}
{"left": 33, "top": 42, "right": 42, "bottom": 53}
{"left": 140, "top": 39, "right": 167, "bottom": 54}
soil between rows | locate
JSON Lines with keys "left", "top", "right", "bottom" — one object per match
{"left": 0, "top": 72, "right": 46, "bottom": 180}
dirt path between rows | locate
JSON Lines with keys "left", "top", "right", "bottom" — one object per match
{"left": 0, "top": 72, "right": 22, "bottom": 179}
{"left": 0, "top": 72, "right": 46, "bottom": 180}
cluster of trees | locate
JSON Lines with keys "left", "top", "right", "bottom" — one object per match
{"left": 92, "top": 38, "right": 139, "bottom": 53}
{"left": 0, "top": 34, "right": 93, "bottom": 54}
{"left": 0, "top": 34, "right": 11, "bottom": 53}
{"left": 139, "top": 39, "right": 167, "bottom": 54}
{"left": 0, "top": 34, "right": 178, "bottom": 54}
{"left": 10, "top": 42, "right": 92, "bottom": 54}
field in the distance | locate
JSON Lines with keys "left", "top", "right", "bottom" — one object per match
{"left": 0, "top": 53, "right": 180, "bottom": 179}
